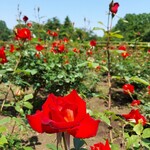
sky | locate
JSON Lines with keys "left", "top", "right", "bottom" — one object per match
{"left": 0, "top": 0, "right": 150, "bottom": 36}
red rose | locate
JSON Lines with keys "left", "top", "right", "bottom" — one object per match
{"left": 90, "top": 40, "right": 97, "bottom": 47}
{"left": 121, "top": 52, "right": 129, "bottom": 58}
{"left": 118, "top": 45, "right": 126, "bottom": 51}
{"left": 122, "top": 109, "right": 147, "bottom": 126}
{"left": 86, "top": 50, "right": 93, "bottom": 56}
{"left": 26, "top": 90, "right": 100, "bottom": 138}
{"left": 10, "top": 44, "right": 15, "bottom": 53}
{"left": 73, "top": 48, "right": 80, "bottom": 53}
{"left": 23, "top": 16, "right": 28, "bottom": 23}
{"left": 90, "top": 139, "right": 111, "bottom": 150}
{"left": 110, "top": 2, "right": 119, "bottom": 14}
{"left": 58, "top": 44, "right": 65, "bottom": 53}
{"left": 0, "top": 46, "right": 8, "bottom": 64}
{"left": 131, "top": 100, "right": 141, "bottom": 106}
{"left": 35, "top": 44, "right": 44, "bottom": 51}
{"left": 15, "top": 28, "right": 32, "bottom": 41}
{"left": 27, "top": 22, "right": 32, "bottom": 28}
{"left": 122, "top": 84, "right": 134, "bottom": 94}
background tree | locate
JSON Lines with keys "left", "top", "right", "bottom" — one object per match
{"left": 0, "top": 20, "right": 11, "bottom": 41}
{"left": 112, "top": 13, "right": 150, "bottom": 42}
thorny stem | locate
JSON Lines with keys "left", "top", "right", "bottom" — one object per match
{"left": 0, "top": 84, "right": 11, "bottom": 112}
{"left": 106, "top": 12, "right": 112, "bottom": 110}
{"left": 106, "top": 11, "right": 113, "bottom": 143}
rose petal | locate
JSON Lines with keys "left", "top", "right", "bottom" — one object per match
{"left": 68, "top": 114, "right": 100, "bottom": 138}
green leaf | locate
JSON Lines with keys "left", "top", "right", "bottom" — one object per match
{"left": 141, "top": 138, "right": 150, "bottom": 149}
{"left": 93, "top": 27, "right": 105, "bottom": 32}
{"left": 73, "top": 138, "right": 86, "bottom": 150}
{"left": 23, "top": 102, "right": 33, "bottom": 109}
{"left": 98, "top": 21, "right": 104, "bottom": 25}
{"left": 26, "top": 69, "right": 38, "bottom": 75}
{"left": 99, "top": 114, "right": 110, "bottom": 126}
{"left": 142, "top": 128, "right": 150, "bottom": 138}
{"left": 15, "top": 105, "right": 24, "bottom": 114}
{"left": 0, "top": 126, "right": 7, "bottom": 133}
{"left": 23, "top": 147, "right": 33, "bottom": 150}
{"left": 130, "top": 76, "right": 149, "bottom": 86}
{"left": 0, "top": 135, "right": 8, "bottom": 145}
{"left": 24, "top": 94, "right": 33, "bottom": 101}
{"left": 110, "top": 33, "right": 123, "bottom": 38}
{"left": 46, "top": 144, "right": 61, "bottom": 150}
{"left": 133, "top": 123, "right": 143, "bottom": 135}
{"left": 111, "top": 144, "right": 120, "bottom": 150}
{"left": 57, "top": 74, "right": 64, "bottom": 79}
{"left": 126, "top": 135, "right": 139, "bottom": 149}
{"left": 0, "top": 117, "right": 11, "bottom": 125}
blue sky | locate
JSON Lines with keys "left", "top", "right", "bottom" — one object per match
{"left": 1, "top": 0, "right": 150, "bottom": 35}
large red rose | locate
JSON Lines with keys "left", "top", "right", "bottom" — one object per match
{"left": 26, "top": 90, "right": 100, "bottom": 138}
{"left": 90, "top": 139, "right": 111, "bottom": 150}
{"left": 15, "top": 28, "right": 32, "bottom": 40}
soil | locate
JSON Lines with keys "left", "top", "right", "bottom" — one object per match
{"left": 0, "top": 82, "right": 131, "bottom": 150}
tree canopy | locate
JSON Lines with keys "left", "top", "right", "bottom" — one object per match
{"left": 0, "top": 20, "right": 11, "bottom": 41}
{"left": 113, "top": 13, "right": 150, "bottom": 42}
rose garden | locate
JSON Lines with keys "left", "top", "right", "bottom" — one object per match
{"left": 0, "top": 1, "right": 150, "bottom": 150}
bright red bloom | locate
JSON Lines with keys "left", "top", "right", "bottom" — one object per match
{"left": 0, "top": 46, "right": 8, "bottom": 64}
{"left": 35, "top": 44, "right": 44, "bottom": 51}
{"left": 121, "top": 52, "right": 129, "bottom": 58}
{"left": 47, "top": 30, "right": 51, "bottom": 35}
{"left": 110, "top": 2, "right": 119, "bottom": 14}
{"left": 90, "top": 139, "right": 111, "bottom": 150}
{"left": 118, "top": 45, "right": 126, "bottom": 51}
{"left": 131, "top": 100, "right": 141, "bottom": 106}
{"left": 26, "top": 90, "right": 100, "bottom": 138}
{"left": 86, "top": 50, "right": 93, "bottom": 56}
{"left": 122, "top": 84, "right": 134, "bottom": 94}
{"left": 10, "top": 44, "right": 15, "bottom": 53}
{"left": 27, "top": 22, "right": 32, "bottom": 28}
{"left": 58, "top": 44, "right": 65, "bottom": 53}
{"left": 15, "top": 28, "right": 32, "bottom": 41}
{"left": 51, "top": 31, "right": 58, "bottom": 37}
{"left": 147, "top": 50, "right": 150, "bottom": 53}
{"left": 122, "top": 109, "right": 147, "bottom": 126}
{"left": 73, "top": 48, "right": 80, "bottom": 53}
{"left": 63, "top": 37, "right": 69, "bottom": 43}
{"left": 90, "top": 40, "right": 97, "bottom": 47}
{"left": 23, "top": 16, "right": 28, "bottom": 23}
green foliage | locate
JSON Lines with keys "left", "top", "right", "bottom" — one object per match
{"left": 113, "top": 13, "right": 150, "bottom": 42}
{"left": 0, "top": 20, "right": 11, "bottom": 41}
